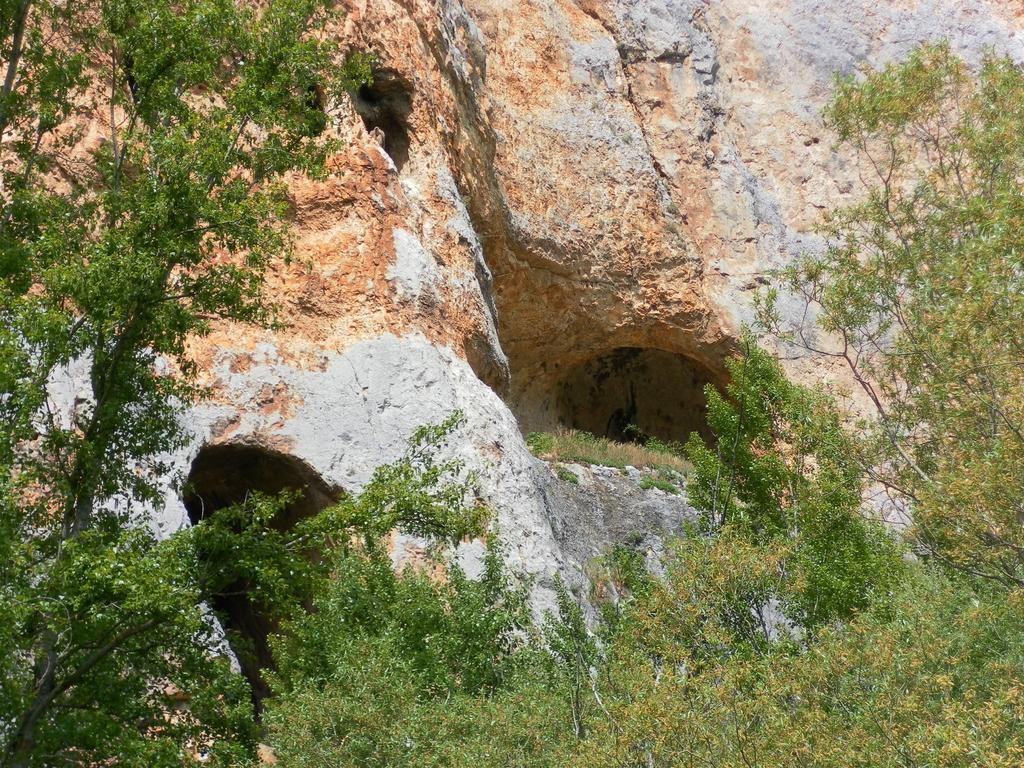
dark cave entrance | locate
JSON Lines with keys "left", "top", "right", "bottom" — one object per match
{"left": 182, "top": 444, "right": 339, "bottom": 712}
{"left": 555, "top": 347, "right": 720, "bottom": 445}
{"left": 352, "top": 69, "right": 414, "bottom": 170}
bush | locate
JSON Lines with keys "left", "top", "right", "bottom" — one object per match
{"left": 760, "top": 42, "right": 1024, "bottom": 588}
{"left": 684, "top": 338, "right": 902, "bottom": 627}
{"left": 638, "top": 469, "right": 682, "bottom": 494}
{"left": 579, "top": 568, "right": 1024, "bottom": 768}
{"left": 263, "top": 538, "right": 563, "bottom": 767}
{"left": 556, "top": 466, "right": 580, "bottom": 484}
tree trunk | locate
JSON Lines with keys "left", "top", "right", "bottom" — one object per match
{"left": 0, "top": 0, "right": 32, "bottom": 138}
{"left": 3, "top": 630, "right": 58, "bottom": 768}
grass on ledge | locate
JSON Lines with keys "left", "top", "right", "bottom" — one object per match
{"left": 526, "top": 428, "right": 692, "bottom": 475}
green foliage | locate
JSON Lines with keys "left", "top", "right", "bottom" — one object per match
{"left": 614, "top": 530, "right": 793, "bottom": 669}
{"left": 340, "top": 51, "right": 377, "bottom": 93}
{"left": 602, "top": 544, "right": 652, "bottom": 599}
{"left": 579, "top": 568, "right": 1024, "bottom": 768}
{"left": 759, "top": 42, "right": 1024, "bottom": 588}
{"left": 751, "top": 572, "right": 1024, "bottom": 767}
{"left": 316, "top": 412, "right": 488, "bottom": 547}
{"left": 270, "top": 534, "right": 524, "bottom": 698}
{"left": 0, "top": 520, "right": 257, "bottom": 767}
{"left": 265, "top": 662, "right": 570, "bottom": 768}
{"left": 0, "top": 2, "right": 371, "bottom": 763}
{"left": 685, "top": 337, "right": 902, "bottom": 628}
{"left": 526, "top": 431, "right": 556, "bottom": 455}
{"left": 541, "top": 578, "right": 601, "bottom": 740}
{"left": 556, "top": 465, "right": 580, "bottom": 484}
{"left": 587, "top": 542, "right": 653, "bottom": 634}
{"left": 193, "top": 490, "right": 328, "bottom": 618}
{"left": 263, "top": 536, "right": 551, "bottom": 766}
{"left": 638, "top": 469, "right": 681, "bottom": 494}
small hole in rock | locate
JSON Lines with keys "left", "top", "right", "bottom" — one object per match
{"left": 351, "top": 69, "right": 414, "bottom": 170}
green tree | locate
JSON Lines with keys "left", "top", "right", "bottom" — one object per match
{"left": 580, "top": 44, "right": 1024, "bottom": 768}
{"left": 0, "top": 1, "right": 369, "bottom": 764}
{"left": 541, "top": 577, "right": 601, "bottom": 740}
{"left": 759, "top": 43, "right": 1024, "bottom": 588}
{"left": 575, "top": 348, "right": 901, "bottom": 767}
{"left": 685, "top": 338, "right": 901, "bottom": 628}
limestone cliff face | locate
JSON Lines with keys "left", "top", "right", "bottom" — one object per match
{"left": 156, "top": 0, "right": 1024, "bottom": 604}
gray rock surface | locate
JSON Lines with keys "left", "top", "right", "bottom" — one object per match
{"left": 543, "top": 461, "right": 697, "bottom": 572}
{"left": 148, "top": 332, "right": 699, "bottom": 611}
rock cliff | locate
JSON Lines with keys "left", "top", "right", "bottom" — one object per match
{"left": 150, "top": 0, "right": 1024, "bottom": 606}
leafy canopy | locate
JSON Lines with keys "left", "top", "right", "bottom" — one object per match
{"left": 0, "top": 0, "right": 368, "bottom": 764}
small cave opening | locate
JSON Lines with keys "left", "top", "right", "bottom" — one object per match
{"left": 351, "top": 69, "right": 414, "bottom": 170}
{"left": 182, "top": 444, "right": 340, "bottom": 712}
{"left": 555, "top": 347, "right": 721, "bottom": 446}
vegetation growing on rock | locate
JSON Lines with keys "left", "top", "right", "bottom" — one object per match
{"left": 526, "top": 428, "right": 691, "bottom": 474}
{"left": 760, "top": 42, "right": 1024, "bottom": 590}
{"left": 255, "top": 43, "right": 1024, "bottom": 767}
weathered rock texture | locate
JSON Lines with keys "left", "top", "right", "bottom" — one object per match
{"left": 545, "top": 462, "right": 696, "bottom": 570}
{"left": 148, "top": 0, "right": 1024, "bottom": 604}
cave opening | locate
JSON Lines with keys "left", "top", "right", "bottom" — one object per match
{"left": 182, "top": 444, "right": 340, "bottom": 712}
{"left": 351, "top": 68, "right": 414, "bottom": 170}
{"left": 555, "top": 347, "right": 720, "bottom": 446}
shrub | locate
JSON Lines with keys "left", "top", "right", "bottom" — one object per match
{"left": 556, "top": 466, "right": 580, "bottom": 484}
{"left": 685, "top": 338, "right": 903, "bottom": 627}
{"left": 759, "top": 42, "right": 1024, "bottom": 589}
{"left": 638, "top": 469, "right": 682, "bottom": 495}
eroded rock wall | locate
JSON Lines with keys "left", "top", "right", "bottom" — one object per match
{"left": 150, "top": 0, "right": 1024, "bottom": 605}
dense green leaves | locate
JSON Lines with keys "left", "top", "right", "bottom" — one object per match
{"left": 0, "top": 1, "right": 371, "bottom": 764}
{"left": 0, "top": 410, "right": 487, "bottom": 765}
{"left": 685, "top": 337, "right": 901, "bottom": 627}
{"left": 263, "top": 536, "right": 545, "bottom": 767}
{"left": 576, "top": 567, "right": 1024, "bottom": 768}
{"left": 0, "top": 518, "right": 258, "bottom": 766}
